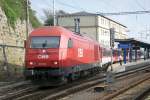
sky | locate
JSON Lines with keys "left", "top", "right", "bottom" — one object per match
{"left": 30, "top": 0, "right": 150, "bottom": 43}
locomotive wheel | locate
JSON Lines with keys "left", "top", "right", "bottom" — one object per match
{"left": 61, "top": 76, "right": 68, "bottom": 84}
{"left": 68, "top": 72, "right": 80, "bottom": 82}
{"left": 68, "top": 74, "right": 74, "bottom": 82}
{"left": 80, "top": 71, "right": 85, "bottom": 78}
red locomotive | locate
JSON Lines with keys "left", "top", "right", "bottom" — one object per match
{"left": 24, "top": 26, "right": 118, "bottom": 85}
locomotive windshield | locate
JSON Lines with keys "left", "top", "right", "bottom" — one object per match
{"left": 31, "top": 36, "right": 60, "bottom": 48}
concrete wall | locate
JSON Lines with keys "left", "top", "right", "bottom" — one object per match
{"left": 97, "top": 27, "right": 110, "bottom": 47}
{"left": 58, "top": 16, "right": 97, "bottom": 27}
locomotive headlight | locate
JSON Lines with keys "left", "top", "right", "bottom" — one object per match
{"left": 54, "top": 61, "right": 58, "bottom": 65}
{"left": 29, "top": 62, "right": 33, "bottom": 65}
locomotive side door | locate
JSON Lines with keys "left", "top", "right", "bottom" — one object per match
{"left": 67, "top": 38, "right": 74, "bottom": 65}
{"left": 99, "top": 46, "right": 102, "bottom": 62}
{"left": 94, "top": 45, "right": 99, "bottom": 61}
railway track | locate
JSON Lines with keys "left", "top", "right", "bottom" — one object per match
{"left": 0, "top": 81, "right": 39, "bottom": 100}
{"left": 102, "top": 71, "right": 150, "bottom": 100}
{"left": 52, "top": 65, "right": 149, "bottom": 100}
{"left": 141, "top": 92, "right": 150, "bottom": 100}
{"left": 130, "top": 78, "right": 150, "bottom": 100}
{"left": 0, "top": 71, "right": 105, "bottom": 100}
{"left": 0, "top": 86, "right": 39, "bottom": 100}
{"left": 56, "top": 66, "right": 150, "bottom": 100}
{"left": 6, "top": 73, "right": 106, "bottom": 100}
{"left": 0, "top": 81, "right": 30, "bottom": 95}
{"left": 1, "top": 64, "right": 149, "bottom": 100}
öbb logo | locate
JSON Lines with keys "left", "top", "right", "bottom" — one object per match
{"left": 37, "top": 55, "right": 49, "bottom": 59}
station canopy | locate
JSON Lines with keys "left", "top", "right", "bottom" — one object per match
{"left": 115, "top": 38, "right": 150, "bottom": 48}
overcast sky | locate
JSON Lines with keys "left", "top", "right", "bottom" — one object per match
{"left": 30, "top": 0, "right": 150, "bottom": 43}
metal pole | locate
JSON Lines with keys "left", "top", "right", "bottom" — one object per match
{"left": 110, "top": 28, "right": 115, "bottom": 71}
{"left": 26, "top": 0, "right": 29, "bottom": 39}
{"left": 110, "top": 47, "right": 113, "bottom": 71}
{"left": 53, "top": 0, "right": 56, "bottom": 26}
{"left": 105, "top": 28, "right": 116, "bottom": 93}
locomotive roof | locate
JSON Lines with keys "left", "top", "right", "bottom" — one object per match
{"left": 29, "top": 26, "right": 99, "bottom": 45}
{"left": 30, "top": 26, "right": 71, "bottom": 36}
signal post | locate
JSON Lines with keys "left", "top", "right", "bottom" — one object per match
{"left": 105, "top": 28, "right": 116, "bottom": 92}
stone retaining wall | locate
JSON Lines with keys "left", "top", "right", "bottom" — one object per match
{"left": 0, "top": 7, "right": 30, "bottom": 81}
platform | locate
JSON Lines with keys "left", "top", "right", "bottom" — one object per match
{"left": 108, "top": 59, "right": 150, "bottom": 73}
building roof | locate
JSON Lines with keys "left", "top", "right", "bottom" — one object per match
{"left": 57, "top": 11, "right": 127, "bottom": 28}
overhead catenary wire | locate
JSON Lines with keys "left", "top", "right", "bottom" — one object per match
{"left": 70, "top": 0, "right": 85, "bottom": 11}
{"left": 56, "top": 0, "right": 83, "bottom": 11}
{"left": 135, "top": 0, "right": 146, "bottom": 10}
{"left": 98, "top": 0, "right": 119, "bottom": 12}
{"left": 44, "top": 0, "right": 53, "bottom": 8}
{"left": 97, "top": 10, "right": 150, "bottom": 16}
{"left": 57, "top": 10, "right": 150, "bottom": 16}
{"left": 134, "top": 0, "right": 150, "bottom": 17}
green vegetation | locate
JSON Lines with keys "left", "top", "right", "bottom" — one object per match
{"left": 0, "top": 0, "right": 41, "bottom": 28}
{"left": 43, "top": 9, "right": 68, "bottom": 26}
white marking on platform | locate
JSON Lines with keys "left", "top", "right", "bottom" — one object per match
{"left": 108, "top": 64, "right": 125, "bottom": 73}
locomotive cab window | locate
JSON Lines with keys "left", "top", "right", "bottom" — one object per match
{"left": 68, "top": 38, "right": 73, "bottom": 48}
{"left": 31, "top": 36, "right": 60, "bottom": 48}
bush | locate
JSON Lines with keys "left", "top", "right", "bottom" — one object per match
{"left": 0, "top": 0, "right": 41, "bottom": 28}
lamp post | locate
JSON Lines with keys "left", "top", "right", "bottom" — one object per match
{"left": 53, "top": 0, "right": 56, "bottom": 26}
{"left": 26, "top": 0, "right": 29, "bottom": 39}
{"left": 110, "top": 28, "right": 115, "bottom": 71}
{"left": 105, "top": 28, "right": 115, "bottom": 92}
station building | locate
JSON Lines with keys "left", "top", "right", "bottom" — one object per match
{"left": 57, "top": 12, "right": 128, "bottom": 48}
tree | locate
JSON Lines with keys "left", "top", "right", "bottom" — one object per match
{"left": 43, "top": 9, "right": 53, "bottom": 26}
{"left": 43, "top": 9, "right": 68, "bottom": 26}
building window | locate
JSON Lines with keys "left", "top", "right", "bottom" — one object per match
{"left": 105, "top": 19, "right": 106, "bottom": 25}
{"left": 104, "top": 30, "right": 107, "bottom": 36}
{"left": 101, "top": 29, "right": 103, "bottom": 35}
{"left": 101, "top": 18, "right": 104, "bottom": 25}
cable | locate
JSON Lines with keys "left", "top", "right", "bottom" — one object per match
{"left": 70, "top": 0, "right": 85, "bottom": 11}
{"left": 43, "top": 0, "right": 53, "bottom": 9}
{"left": 135, "top": 0, "right": 146, "bottom": 10}
{"left": 99, "top": 0, "right": 119, "bottom": 12}
{"left": 98, "top": 10, "right": 150, "bottom": 16}
{"left": 56, "top": 0, "right": 82, "bottom": 11}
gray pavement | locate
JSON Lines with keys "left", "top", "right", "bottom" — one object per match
{"left": 108, "top": 59, "right": 150, "bottom": 73}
